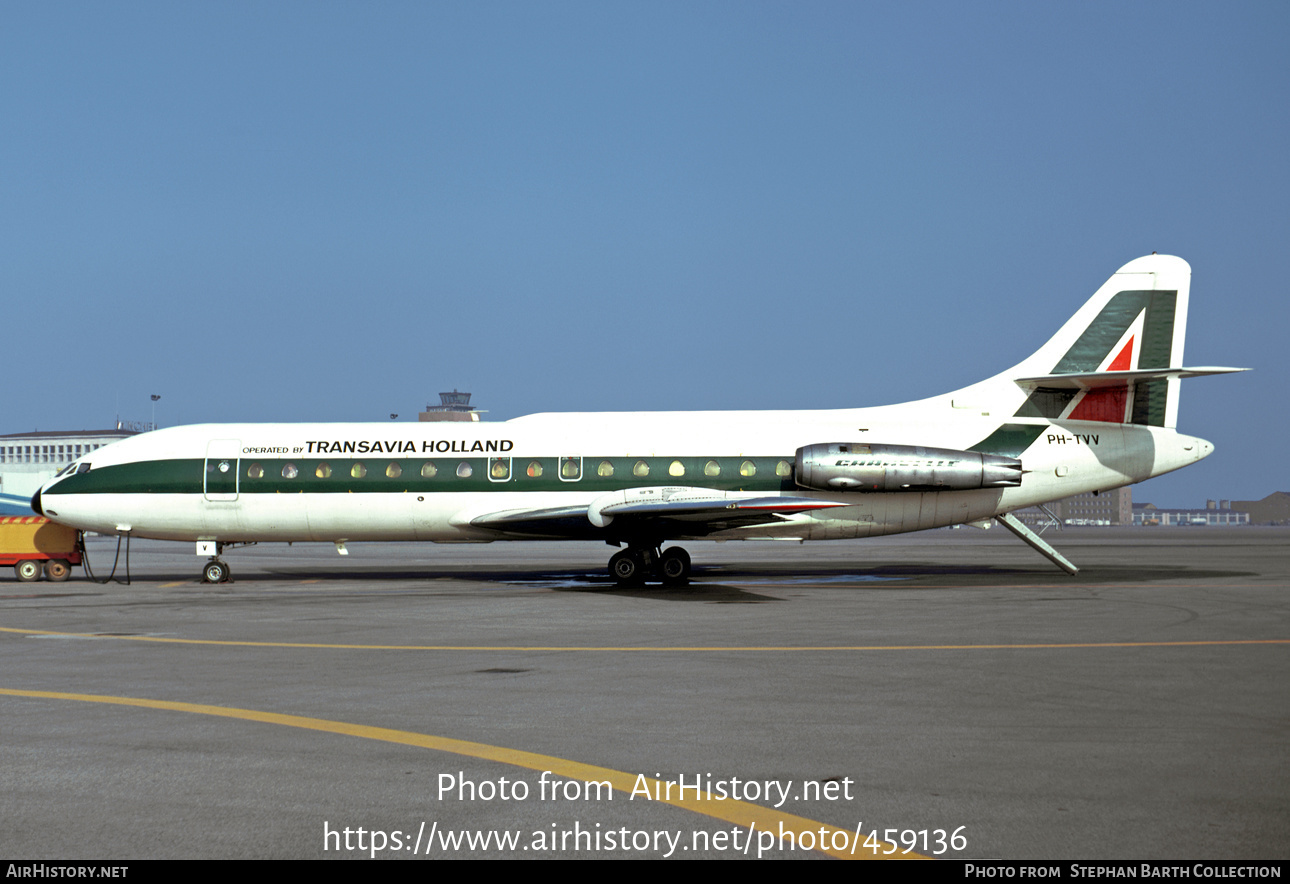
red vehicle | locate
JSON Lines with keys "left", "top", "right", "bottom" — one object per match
{"left": 0, "top": 516, "right": 81, "bottom": 581}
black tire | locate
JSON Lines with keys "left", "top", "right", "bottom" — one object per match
{"left": 609, "top": 550, "right": 643, "bottom": 586}
{"left": 44, "top": 560, "right": 71, "bottom": 582}
{"left": 15, "top": 560, "right": 41, "bottom": 582}
{"left": 660, "top": 547, "right": 691, "bottom": 585}
{"left": 203, "top": 560, "right": 229, "bottom": 583}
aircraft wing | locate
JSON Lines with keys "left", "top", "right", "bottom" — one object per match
{"left": 466, "top": 487, "right": 847, "bottom": 539}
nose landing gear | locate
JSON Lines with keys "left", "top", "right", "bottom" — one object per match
{"left": 607, "top": 544, "right": 691, "bottom": 586}
{"left": 196, "top": 540, "right": 248, "bottom": 583}
{"left": 203, "top": 559, "right": 230, "bottom": 584}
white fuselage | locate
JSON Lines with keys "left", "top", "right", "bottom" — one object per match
{"left": 35, "top": 404, "right": 1211, "bottom": 545}
{"left": 31, "top": 253, "right": 1233, "bottom": 582}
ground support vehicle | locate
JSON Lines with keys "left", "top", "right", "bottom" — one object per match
{"left": 0, "top": 516, "right": 80, "bottom": 582}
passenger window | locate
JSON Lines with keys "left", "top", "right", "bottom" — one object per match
{"left": 351, "top": 463, "right": 367, "bottom": 479}
{"left": 420, "top": 462, "right": 437, "bottom": 478}
{"left": 247, "top": 463, "right": 263, "bottom": 479}
{"left": 489, "top": 457, "right": 511, "bottom": 481}
{"left": 560, "top": 457, "right": 581, "bottom": 481}
{"left": 282, "top": 463, "right": 298, "bottom": 479}
{"left": 704, "top": 460, "right": 721, "bottom": 477}
{"left": 386, "top": 462, "right": 402, "bottom": 479}
{"left": 316, "top": 463, "right": 331, "bottom": 479}
{"left": 776, "top": 460, "right": 792, "bottom": 477}
{"left": 739, "top": 460, "right": 756, "bottom": 477}
{"left": 456, "top": 462, "right": 473, "bottom": 478}
{"left": 632, "top": 460, "right": 650, "bottom": 477}
{"left": 597, "top": 460, "right": 614, "bottom": 477}
{"left": 669, "top": 460, "right": 685, "bottom": 477}
{"left": 526, "top": 460, "right": 544, "bottom": 478}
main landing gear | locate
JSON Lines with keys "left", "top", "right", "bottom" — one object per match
{"left": 608, "top": 545, "right": 691, "bottom": 587}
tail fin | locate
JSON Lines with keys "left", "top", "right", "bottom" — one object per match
{"left": 1001, "top": 255, "right": 1241, "bottom": 428}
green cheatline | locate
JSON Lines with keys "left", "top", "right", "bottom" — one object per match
{"left": 44, "top": 454, "right": 799, "bottom": 496}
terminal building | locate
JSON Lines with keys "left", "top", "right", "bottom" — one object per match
{"left": 1014, "top": 488, "right": 1258, "bottom": 528}
{"left": 1132, "top": 501, "right": 1251, "bottom": 526}
{"left": 0, "top": 428, "right": 138, "bottom": 515}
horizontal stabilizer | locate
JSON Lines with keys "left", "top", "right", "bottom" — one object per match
{"left": 1014, "top": 366, "right": 1248, "bottom": 391}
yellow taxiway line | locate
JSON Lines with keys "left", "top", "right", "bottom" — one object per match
{"left": 1, "top": 687, "right": 921, "bottom": 860}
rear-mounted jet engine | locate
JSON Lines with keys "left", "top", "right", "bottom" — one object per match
{"left": 795, "top": 443, "right": 1023, "bottom": 492}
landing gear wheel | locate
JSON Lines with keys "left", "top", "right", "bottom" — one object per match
{"left": 609, "top": 550, "right": 645, "bottom": 586}
{"left": 44, "top": 560, "right": 71, "bottom": 582}
{"left": 659, "top": 547, "right": 691, "bottom": 585}
{"left": 15, "top": 560, "right": 41, "bottom": 582}
{"left": 203, "top": 560, "right": 230, "bottom": 584}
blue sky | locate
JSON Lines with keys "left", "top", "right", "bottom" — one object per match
{"left": 3, "top": 2, "right": 1285, "bottom": 505}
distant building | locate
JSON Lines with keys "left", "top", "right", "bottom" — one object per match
{"left": 1132, "top": 502, "right": 1249, "bottom": 526}
{"left": 1013, "top": 486, "right": 1133, "bottom": 526}
{"left": 418, "top": 390, "right": 484, "bottom": 422}
{"left": 1014, "top": 487, "right": 1260, "bottom": 528}
{"left": 0, "top": 429, "right": 137, "bottom": 515}
{"left": 1229, "top": 491, "right": 1290, "bottom": 525}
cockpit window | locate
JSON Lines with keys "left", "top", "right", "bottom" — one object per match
{"left": 76, "top": 463, "right": 92, "bottom": 474}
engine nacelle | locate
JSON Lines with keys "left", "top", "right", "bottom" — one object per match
{"left": 794, "top": 443, "right": 1023, "bottom": 492}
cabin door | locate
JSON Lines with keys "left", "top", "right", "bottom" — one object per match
{"left": 204, "top": 440, "right": 241, "bottom": 501}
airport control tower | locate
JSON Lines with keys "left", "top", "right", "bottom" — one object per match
{"left": 418, "top": 390, "right": 484, "bottom": 422}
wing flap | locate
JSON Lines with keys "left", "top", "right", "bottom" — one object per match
{"left": 466, "top": 487, "right": 846, "bottom": 539}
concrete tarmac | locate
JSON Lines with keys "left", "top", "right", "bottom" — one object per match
{"left": 1, "top": 527, "right": 1286, "bottom": 860}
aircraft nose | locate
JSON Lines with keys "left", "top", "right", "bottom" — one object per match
{"left": 31, "top": 487, "right": 44, "bottom": 516}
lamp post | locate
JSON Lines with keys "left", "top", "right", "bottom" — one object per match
{"left": 150, "top": 394, "right": 161, "bottom": 430}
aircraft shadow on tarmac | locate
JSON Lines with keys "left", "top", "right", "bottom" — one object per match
{"left": 262, "top": 560, "right": 1250, "bottom": 586}
{"left": 27, "top": 560, "right": 1251, "bottom": 603}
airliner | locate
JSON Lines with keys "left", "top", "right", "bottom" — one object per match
{"left": 33, "top": 255, "right": 1244, "bottom": 585}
